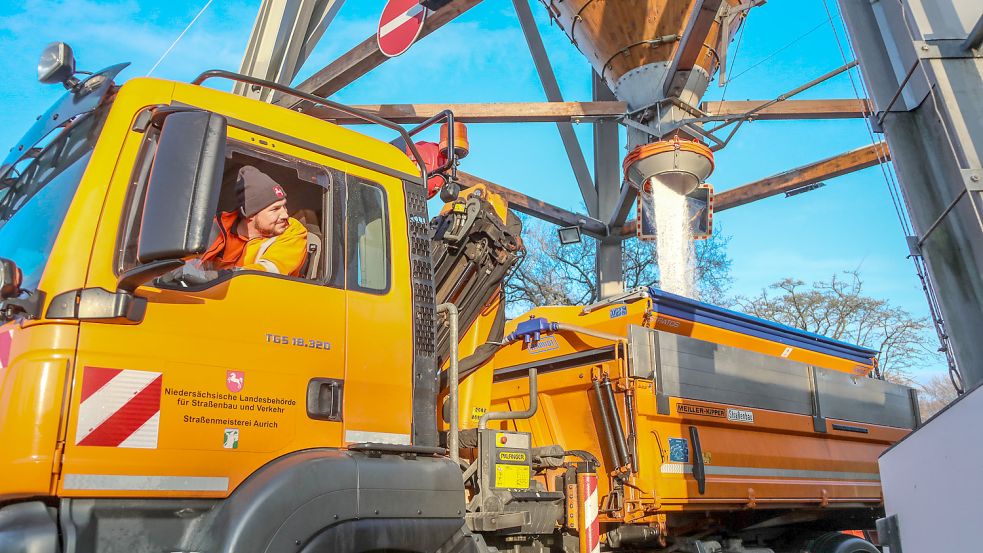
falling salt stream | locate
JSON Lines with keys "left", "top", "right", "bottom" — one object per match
{"left": 649, "top": 179, "right": 697, "bottom": 298}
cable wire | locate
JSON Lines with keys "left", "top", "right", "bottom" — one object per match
{"left": 821, "top": 0, "right": 964, "bottom": 394}
{"left": 147, "top": 0, "right": 216, "bottom": 76}
{"left": 727, "top": 17, "right": 834, "bottom": 83}
{"left": 719, "top": 8, "right": 749, "bottom": 102}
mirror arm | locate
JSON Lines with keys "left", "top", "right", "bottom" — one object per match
{"left": 47, "top": 287, "right": 147, "bottom": 324}
{"left": 118, "top": 259, "right": 185, "bottom": 293}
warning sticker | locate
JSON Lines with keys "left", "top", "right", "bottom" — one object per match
{"left": 495, "top": 464, "right": 530, "bottom": 489}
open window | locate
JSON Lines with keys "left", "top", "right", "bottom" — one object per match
{"left": 117, "top": 131, "right": 335, "bottom": 287}
{"left": 219, "top": 142, "right": 334, "bottom": 281}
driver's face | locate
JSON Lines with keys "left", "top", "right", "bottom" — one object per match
{"left": 250, "top": 199, "right": 289, "bottom": 237}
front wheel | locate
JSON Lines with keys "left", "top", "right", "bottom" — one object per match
{"left": 805, "top": 532, "right": 879, "bottom": 553}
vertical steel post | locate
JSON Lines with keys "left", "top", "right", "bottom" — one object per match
{"left": 593, "top": 73, "right": 625, "bottom": 299}
{"left": 437, "top": 303, "right": 460, "bottom": 463}
{"left": 837, "top": 0, "right": 983, "bottom": 386}
{"left": 236, "top": 0, "right": 346, "bottom": 101}
{"left": 512, "top": 0, "right": 598, "bottom": 216}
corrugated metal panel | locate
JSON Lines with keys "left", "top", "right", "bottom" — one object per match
{"left": 627, "top": 325, "right": 916, "bottom": 429}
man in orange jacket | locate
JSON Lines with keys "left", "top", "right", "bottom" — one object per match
{"left": 200, "top": 165, "right": 308, "bottom": 276}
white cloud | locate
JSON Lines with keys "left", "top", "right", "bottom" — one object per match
{"left": 0, "top": 0, "right": 251, "bottom": 80}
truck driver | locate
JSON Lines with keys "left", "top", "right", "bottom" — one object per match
{"left": 200, "top": 165, "right": 308, "bottom": 276}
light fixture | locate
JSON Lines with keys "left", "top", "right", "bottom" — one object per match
{"left": 38, "top": 42, "right": 80, "bottom": 90}
{"left": 557, "top": 225, "right": 582, "bottom": 245}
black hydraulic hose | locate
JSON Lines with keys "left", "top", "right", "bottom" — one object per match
{"left": 593, "top": 378, "right": 622, "bottom": 470}
{"left": 564, "top": 449, "right": 601, "bottom": 467}
{"left": 601, "top": 377, "right": 630, "bottom": 469}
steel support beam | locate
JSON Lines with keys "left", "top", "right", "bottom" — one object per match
{"left": 836, "top": 5, "right": 983, "bottom": 546}
{"left": 281, "top": 0, "right": 483, "bottom": 105}
{"left": 593, "top": 74, "right": 624, "bottom": 299}
{"left": 663, "top": 0, "right": 724, "bottom": 97}
{"left": 303, "top": 101, "right": 627, "bottom": 124}
{"left": 964, "top": 11, "right": 983, "bottom": 51}
{"left": 456, "top": 172, "right": 606, "bottom": 237}
{"left": 700, "top": 99, "right": 871, "bottom": 120}
{"left": 236, "top": 0, "right": 346, "bottom": 102}
{"left": 618, "top": 141, "right": 892, "bottom": 235}
{"left": 608, "top": 181, "right": 638, "bottom": 229}
{"left": 839, "top": 0, "right": 983, "bottom": 388}
{"left": 714, "top": 141, "right": 890, "bottom": 210}
{"left": 512, "top": 0, "right": 598, "bottom": 216}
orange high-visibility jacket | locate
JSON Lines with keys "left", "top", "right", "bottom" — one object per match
{"left": 202, "top": 211, "right": 308, "bottom": 276}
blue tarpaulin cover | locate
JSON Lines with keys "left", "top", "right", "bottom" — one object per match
{"left": 647, "top": 287, "right": 879, "bottom": 365}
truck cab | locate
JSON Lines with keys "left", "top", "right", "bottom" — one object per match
{"left": 0, "top": 47, "right": 468, "bottom": 553}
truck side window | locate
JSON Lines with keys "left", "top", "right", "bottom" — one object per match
{"left": 346, "top": 178, "right": 389, "bottom": 292}
{"left": 117, "top": 135, "right": 334, "bottom": 286}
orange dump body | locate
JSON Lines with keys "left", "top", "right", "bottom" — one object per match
{"left": 473, "top": 290, "right": 915, "bottom": 531}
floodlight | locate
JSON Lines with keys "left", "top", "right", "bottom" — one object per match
{"left": 38, "top": 42, "right": 79, "bottom": 89}
{"left": 557, "top": 226, "right": 582, "bottom": 245}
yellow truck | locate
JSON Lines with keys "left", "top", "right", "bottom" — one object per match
{"left": 0, "top": 44, "right": 917, "bottom": 553}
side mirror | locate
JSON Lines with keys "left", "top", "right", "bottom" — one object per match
{"left": 117, "top": 110, "right": 226, "bottom": 292}
{"left": 38, "top": 42, "right": 78, "bottom": 88}
{"left": 138, "top": 110, "right": 226, "bottom": 263}
{"left": 0, "top": 258, "right": 23, "bottom": 299}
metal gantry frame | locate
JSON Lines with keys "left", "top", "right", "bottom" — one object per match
{"left": 836, "top": 0, "right": 983, "bottom": 387}
{"left": 236, "top": 0, "right": 347, "bottom": 102}
{"left": 235, "top": 0, "right": 896, "bottom": 300}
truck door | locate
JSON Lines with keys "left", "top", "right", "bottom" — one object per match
{"left": 58, "top": 121, "right": 351, "bottom": 498}
{"left": 340, "top": 175, "right": 416, "bottom": 446}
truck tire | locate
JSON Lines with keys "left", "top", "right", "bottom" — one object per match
{"left": 806, "top": 533, "right": 879, "bottom": 553}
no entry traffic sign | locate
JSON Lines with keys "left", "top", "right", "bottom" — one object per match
{"left": 378, "top": 0, "right": 427, "bottom": 58}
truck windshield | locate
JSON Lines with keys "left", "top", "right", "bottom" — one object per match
{"left": 0, "top": 105, "right": 108, "bottom": 290}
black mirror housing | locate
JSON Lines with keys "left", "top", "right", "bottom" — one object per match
{"left": 0, "top": 258, "right": 23, "bottom": 299}
{"left": 137, "top": 110, "right": 226, "bottom": 264}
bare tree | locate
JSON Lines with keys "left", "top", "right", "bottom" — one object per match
{"left": 733, "top": 271, "right": 942, "bottom": 383}
{"left": 505, "top": 216, "right": 733, "bottom": 314}
{"left": 918, "top": 373, "right": 959, "bottom": 420}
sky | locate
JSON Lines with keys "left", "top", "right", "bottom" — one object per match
{"left": 0, "top": 0, "right": 948, "bottom": 380}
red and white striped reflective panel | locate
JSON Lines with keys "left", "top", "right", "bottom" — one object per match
{"left": 580, "top": 473, "right": 600, "bottom": 553}
{"left": 0, "top": 327, "right": 14, "bottom": 369}
{"left": 74, "top": 367, "right": 163, "bottom": 448}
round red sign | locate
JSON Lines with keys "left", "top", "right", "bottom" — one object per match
{"left": 377, "top": 0, "right": 427, "bottom": 58}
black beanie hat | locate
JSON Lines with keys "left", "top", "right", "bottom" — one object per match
{"left": 236, "top": 165, "right": 287, "bottom": 217}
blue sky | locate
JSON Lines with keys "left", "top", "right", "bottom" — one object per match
{"left": 0, "top": 0, "right": 946, "bottom": 379}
